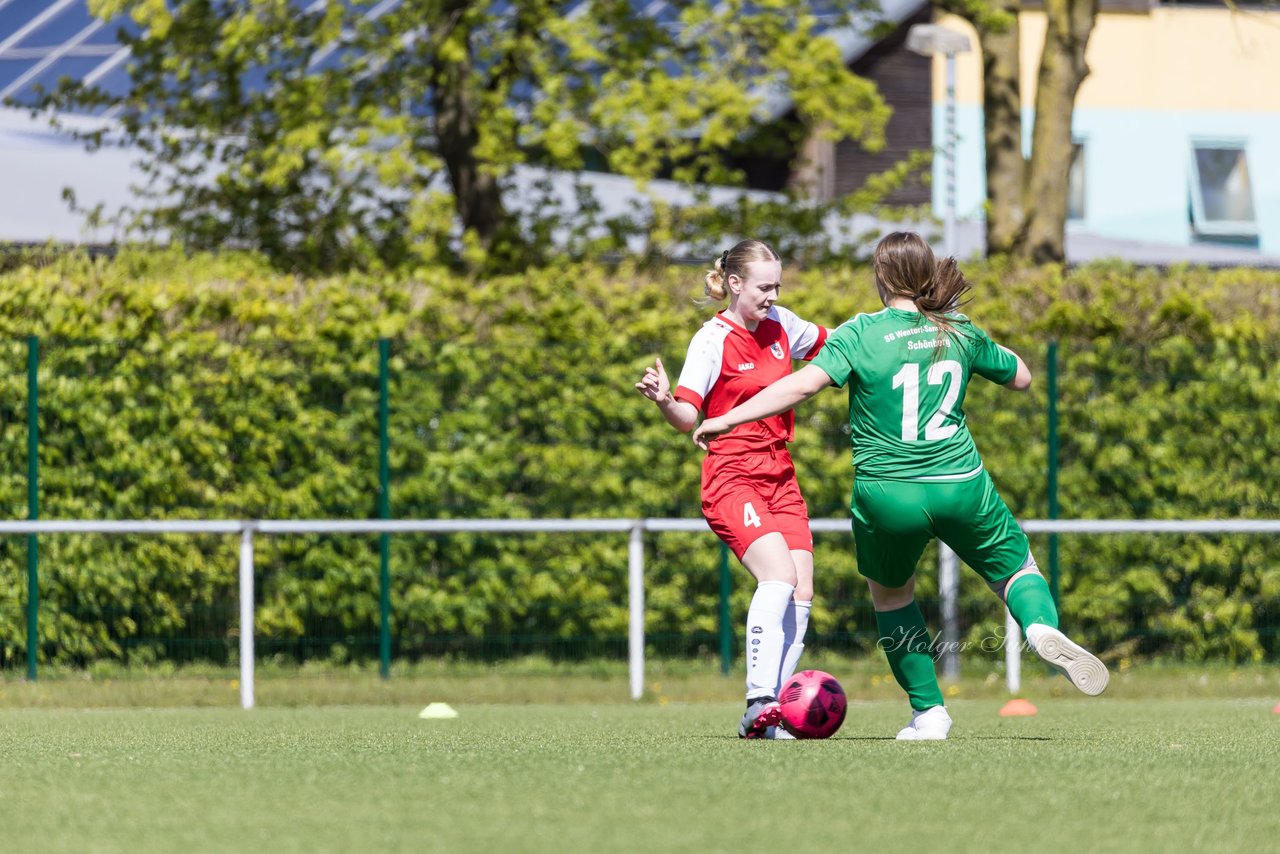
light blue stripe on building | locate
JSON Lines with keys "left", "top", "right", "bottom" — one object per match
{"left": 933, "top": 103, "right": 1280, "bottom": 256}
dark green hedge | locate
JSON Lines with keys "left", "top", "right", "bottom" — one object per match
{"left": 1, "top": 249, "right": 1277, "bottom": 666}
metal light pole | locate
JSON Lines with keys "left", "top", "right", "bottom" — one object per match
{"left": 907, "top": 23, "right": 973, "bottom": 674}
{"left": 907, "top": 24, "right": 972, "bottom": 258}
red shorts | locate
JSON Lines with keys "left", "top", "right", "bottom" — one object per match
{"left": 701, "top": 444, "right": 813, "bottom": 559}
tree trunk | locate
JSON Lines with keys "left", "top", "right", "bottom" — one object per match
{"left": 1018, "top": 0, "right": 1098, "bottom": 262}
{"left": 430, "top": 17, "right": 506, "bottom": 248}
{"left": 976, "top": 3, "right": 1026, "bottom": 256}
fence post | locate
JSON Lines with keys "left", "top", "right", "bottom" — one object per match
{"left": 938, "top": 543, "right": 959, "bottom": 680}
{"left": 239, "top": 524, "right": 256, "bottom": 710}
{"left": 628, "top": 522, "right": 645, "bottom": 700}
{"left": 1005, "top": 608, "right": 1022, "bottom": 695}
{"left": 1047, "top": 340, "right": 1060, "bottom": 604}
{"left": 25, "top": 335, "right": 38, "bottom": 681}
{"left": 378, "top": 338, "right": 391, "bottom": 680}
{"left": 718, "top": 542, "right": 732, "bottom": 675}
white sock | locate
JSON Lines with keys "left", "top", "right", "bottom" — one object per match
{"left": 746, "top": 580, "right": 795, "bottom": 700}
{"left": 778, "top": 600, "right": 812, "bottom": 686}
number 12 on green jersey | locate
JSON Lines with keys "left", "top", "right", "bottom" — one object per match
{"left": 891, "top": 360, "right": 962, "bottom": 442}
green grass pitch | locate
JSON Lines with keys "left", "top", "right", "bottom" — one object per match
{"left": 1, "top": 695, "right": 1277, "bottom": 853}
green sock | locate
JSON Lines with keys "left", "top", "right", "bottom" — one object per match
{"left": 874, "top": 603, "right": 944, "bottom": 711}
{"left": 1004, "top": 572, "right": 1060, "bottom": 630}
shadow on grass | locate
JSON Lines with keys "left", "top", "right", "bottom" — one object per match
{"left": 694, "top": 735, "right": 1054, "bottom": 742}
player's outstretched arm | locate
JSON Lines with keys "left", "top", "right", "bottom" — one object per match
{"left": 635, "top": 356, "right": 699, "bottom": 432}
{"left": 692, "top": 363, "right": 832, "bottom": 450}
{"left": 1000, "top": 346, "right": 1033, "bottom": 391}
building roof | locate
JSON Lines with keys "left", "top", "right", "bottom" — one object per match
{"left": 754, "top": 0, "right": 931, "bottom": 121}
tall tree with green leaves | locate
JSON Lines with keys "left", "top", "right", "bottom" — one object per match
{"left": 36, "top": 0, "right": 896, "bottom": 273}
{"left": 939, "top": 0, "right": 1098, "bottom": 262}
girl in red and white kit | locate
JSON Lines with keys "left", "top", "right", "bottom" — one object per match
{"left": 635, "top": 239, "right": 828, "bottom": 738}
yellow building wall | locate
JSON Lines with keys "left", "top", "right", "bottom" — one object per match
{"left": 934, "top": 7, "right": 1280, "bottom": 113}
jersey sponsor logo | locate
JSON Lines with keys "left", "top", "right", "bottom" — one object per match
{"left": 737, "top": 361, "right": 755, "bottom": 371}
{"left": 769, "top": 342, "right": 785, "bottom": 360}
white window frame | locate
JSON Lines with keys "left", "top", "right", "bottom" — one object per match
{"left": 1188, "top": 139, "right": 1258, "bottom": 240}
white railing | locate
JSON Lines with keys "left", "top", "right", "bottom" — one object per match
{"left": 3, "top": 517, "right": 1277, "bottom": 708}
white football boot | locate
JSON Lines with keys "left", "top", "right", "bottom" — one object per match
{"left": 1025, "top": 624, "right": 1110, "bottom": 696}
{"left": 895, "top": 705, "right": 952, "bottom": 741}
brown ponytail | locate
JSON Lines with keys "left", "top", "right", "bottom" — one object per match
{"left": 914, "top": 255, "right": 972, "bottom": 341}
{"left": 873, "top": 232, "right": 973, "bottom": 348}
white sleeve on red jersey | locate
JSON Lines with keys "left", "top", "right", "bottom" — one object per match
{"left": 672, "top": 321, "right": 727, "bottom": 411}
{"left": 772, "top": 305, "right": 828, "bottom": 360}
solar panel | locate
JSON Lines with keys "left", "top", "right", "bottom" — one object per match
{"left": 0, "top": 0, "right": 135, "bottom": 107}
{"left": 0, "top": 0, "right": 918, "bottom": 116}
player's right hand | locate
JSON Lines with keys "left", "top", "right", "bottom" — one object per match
{"left": 634, "top": 357, "right": 670, "bottom": 403}
{"left": 691, "top": 416, "right": 730, "bottom": 450}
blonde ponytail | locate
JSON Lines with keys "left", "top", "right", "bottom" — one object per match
{"left": 698, "top": 241, "right": 777, "bottom": 305}
{"left": 704, "top": 251, "right": 730, "bottom": 301}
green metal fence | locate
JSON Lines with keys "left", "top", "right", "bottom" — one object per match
{"left": 2, "top": 336, "right": 1278, "bottom": 677}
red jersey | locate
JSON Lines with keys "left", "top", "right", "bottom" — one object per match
{"left": 674, "top": 306, "right": 827, "bottom": 455}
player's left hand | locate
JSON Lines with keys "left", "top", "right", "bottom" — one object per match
{"left": 634, "top": 357, "right": 671, "bottom": 403}
{"left": 692, "top": 417, "right": 729, "bottom": 450}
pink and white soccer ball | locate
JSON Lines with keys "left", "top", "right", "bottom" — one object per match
{"left": 777, "top": 669, "right": 847, "bottom": 738}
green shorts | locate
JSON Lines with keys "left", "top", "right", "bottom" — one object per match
{"left": 851, "top": 469, "right": 1029, "bottom": 589}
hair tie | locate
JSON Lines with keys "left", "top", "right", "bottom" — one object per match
{"left": 719, "top": 250, "right": 729, "bottom": 268}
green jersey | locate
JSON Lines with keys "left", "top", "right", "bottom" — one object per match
{"left": 811, "top": 307, "right": 1018, "bottom": 481}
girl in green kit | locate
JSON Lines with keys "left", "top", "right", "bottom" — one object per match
{"left": 693, "top": 231, "right": 1108, "bottom": 740}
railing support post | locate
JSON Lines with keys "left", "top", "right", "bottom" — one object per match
{"left": 1005, "top": 608, "right": 1022, "bottom": 695}
{"left": 938, "top": 543, "right": 960, "bottom": 680}
{"left": 239, "top": 524, "right": 256, "bottom": 710}
{"left": 628, "top": 522, "right": 645, "bottom": 700}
